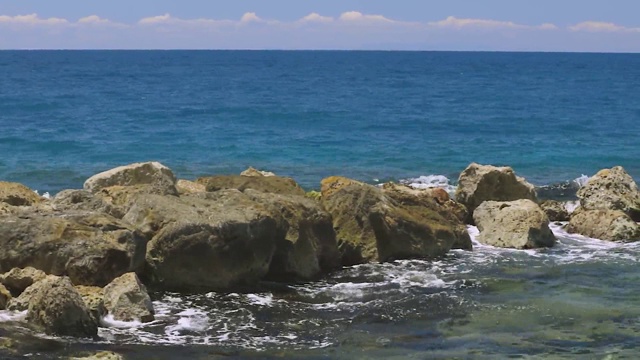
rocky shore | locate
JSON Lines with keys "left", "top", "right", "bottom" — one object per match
{"left": 1, "top": 161, "right": 639, "bottom": 340}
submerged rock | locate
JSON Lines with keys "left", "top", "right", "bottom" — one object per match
{"left": 103, "top": 272, "right": 154, "bottom": 323}
{"left": 0, "top": 267, "right": 46, "bottom": 297}
{"left": 24, "top": 275, "right": 97, "bottom": 338}
{"left": 577, "top": 166, "right": 640, "bottom": 221}
{"left": 196, "top": 174, "right": 305, "bottom": 196}
{"left": 455, "top": 163, "right": 537, "bottom": 218}
{"left": 0, "top": 213, "right": 147, "bottom": 287}
{"left": 473, "top": 199, "right": 556, "bottom": 249}
{"left": 321, "top": 177, "right": 465, "bottom": 265}
{"left": 0, "top": 181, "right": 42, "bottom": 206}
{"left": 567, "top": 209, "right": 640, "bottom": 241}
{"left": 540, "top": 200, "right": 570, "bottom": 222}
{"left": 83, "top": 161, "right": 177, "bottom": 195}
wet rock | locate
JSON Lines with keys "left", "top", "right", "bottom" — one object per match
{"left": 240, "top": 166, "right": 276, "bottom": 177}
{"left": 124, "top": 190, "right": 281, "bottom": 291}
{"left": 244, "top": 189, "right": 341, "bottom": 281}
{"left": 69, "top": 351, "right": 124, "bottom": 360}
{"left": 321, "top": 177, "right": 463, "bottom": 265}
{"left": 577, "top": 166, "right": 640, "bottom": 221}
{"left": 540, "top": 200, "right": 570, "bottom": 222}
{"left": 473, "top": 199, "right": 556, "bottom": 249}
{"left": 567, "top": 209, "right": 640, "bottom": 241}
{"left": 0, "top": 267, "right": 46, "bottom": 297}
{"left": 0, "top": 181, "right": 42, "bottom": 206}
{"left": 0, "top": 283, "right": 10, "bottom": 310}
{"left": 75, "top": 285, "right": 105, "bottom": 325}
{"left": 25, "top": 275, "right": 97, "bottom": 338}
{"left": 455, "top": 163, "right": 537, "bottom": 218}
{"left": 0, "top": 213, "right": 147, "bottom": 287}
{"left": 83, "top": 161, "right": 177, "bottom": 195}
{"left": 103, "top": 272, "right": 154, "bottom": 323}
{"left": 176, "top": 179, "right": 205, "bottom": 195}
{"left": 196, "top": 174, "right": 305, "bottom": 196}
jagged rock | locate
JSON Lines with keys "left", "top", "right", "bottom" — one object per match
{"left": 52, "top": 189, "right": 121, "bottom": 218}
{"left": 25, "top": 275, "right": 97, "bottom": 338}
{"left": 241, "top": 167, "right": 276, "bottom": 177}
{"left": 577, "top": 166, "right": 640, "bottom": 221}
{"left": 124, "top": 190, "right": 281, "bottom": 291}
{"left": 0, "top": 181, "right": 42, "bottom": 206}
{"left": 567, "top": 209, "right": 640, "bottom": 241}
{"left": 83, "top": 162, "right": 177, "bottom": 195}
{"left": 244, "top": 189, "right": 341, "bottom": 281}
{"left": 103, "top": 273, "right": 154, "bottom": 323}
{"left": 473, "top": 199, "right": 556, "bottom": 249}
{"left": 196, "top": 175, "right": 305, "bottom": 196}
{"left": 0, "top": 283, "right": 10, "bottom": 310}
{"left": 321, "top": 177, "right": 464, "bottom": 265}
{"left": 0, "top": 267, "right": 46, "bottom": 297}
{"left": 540, "top": 200, "right": 570, "bottom": 222}
{"left": 455, "top": 163, "right": 537, "bottom": 218}
{"left": 176, "top": 179, "right": 205, "bottom": 195}
{"left": 0, "top": 213, "right": 147, "bottom": 287}
{"left": 75, "top": 285, "right": 106, "bottom": 325}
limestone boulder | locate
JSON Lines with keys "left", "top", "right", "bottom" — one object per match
{"left": 0, "top": 283, "right": 10, "bottom": 310}
{"left": 176, "top": 179, "right": 205, "bottom": 195}
{"left": 577, "top": 166, "right": 640, "bottom": 221}
{"left": 75, "top": 285, "right": 106, "bottom": 325}
{"left": 25, "top": 275, "right": 97, "bottom": 338}
{"left": 540, "top": 200, "right": 570, "bottom": 222}
{"left": 473, "top": 199, "right": 556, "bottom": 249}
{"left": 244, "top": 189, "right": 341, "bottom": 281}
{"left": 0, "top": 267, "right": 46, "bottom": 296}
{"left": 103, "top": 273, "right": 154, "bottom": 323}
{"left": 455, "top": 163, "right": 537, "bottom": 217}
{"left": 124, "top": 190, "right": 281, "bottom": 291}
{"left": 240, "top": 167, "right": 276, "bottom": 177}
{"left": 0, "top": 213, "right": 147, "bottom": 287}
{"left": 196, "top": 175, "right": 305, "bottom": 196}
{"left": 83, "top": 162, "right": 177, "bottom": 195}
{"left": 0, "top": 181, "right": 42, "bottom": 206}
{"left": 567, "top": 209, "right": 640, "bottom": 241}
{"left": 321, "top": 178, "right": 465, "bottom": 265}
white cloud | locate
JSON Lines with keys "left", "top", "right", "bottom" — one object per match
{"left": 569, "top": 21, "right": 640, "bottom": 33}
{"left": 240, "top": 12, "right": 262, "bottom": 24}
{"left": 138, "top": 13, "right": 172, "bottom": 25}
{"left": 429, "top": 16, "right": 524, "bottom": 29}
{"left": 299, "top": 12, "right": 334, "bottom": 24}
{"left": 138, "top": 13, "right": 232, "bottom": 28}
{"left": 0, "top": 13, "right": 69, "bottom": 26}
{"left": 339, "top": 11, "right": 394, "bottom": 24}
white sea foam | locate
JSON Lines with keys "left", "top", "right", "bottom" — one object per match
{"left": 0, "top": 310, "right": 27, "bottom": 322}
{"left": 573, "top": 174, "right": 590, "bottom": 187}
{"left": 165, "top": 309, "right": 209, "bottom": 334}
{"left": 32, "top": 190, "right": 51, "bottom": 199}
{"left": 402, "top": 175, "right": 457, "bottom": 196}
{"left": 564, "top": 200, "right": 580, "bottom": 213}
{"left": 245, "top": 293, "right": 274, "bottom": 307}
{"left": 101, "top": 314, "right": 144, "bottom": 329}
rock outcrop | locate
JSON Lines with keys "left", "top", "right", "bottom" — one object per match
{"left": 24, "top": 275, "right": 97, "bottom": 338}
{"left": 103, "top": 272, "right": 154, "bottom": 323}
{"left": 577, "top": 166, "right": 640, "bottom": 221}
{"left": 455, "top": 163, "right": 537, "bottom": 217}
{"left": 196, "top": 175, "right": 305, "bottom": 196}
{"left": 540, "top": 200, "right": 570, "bottom": 222}
{"left": 0, "top": 213, "right": 147, "bottom": 287}
{"left": 567, "top": 209, "right": 640, "bottom": 241}
{"left": 473, "top": 199, "right": 556, "bottom": 249}
{"left": 0, "top": 181, "right": 42, "bottom": 206}
{"left": 0, "top": 267, "right": 46, "bottom": 296}
{"left": 320, "top": 177, "right": 467, "bottom": 264}
{"left": 83, "top": 161, "right": 177, "bottom": 195}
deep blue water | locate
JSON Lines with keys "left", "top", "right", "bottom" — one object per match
{"left": 1, "top": 50, "right": 639, "bottom": 193}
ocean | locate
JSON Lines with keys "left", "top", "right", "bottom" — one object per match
{"left": 1, "top": 51, "right": 640, "bottom": 359}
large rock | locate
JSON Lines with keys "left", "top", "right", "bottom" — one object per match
{"left": 103, "top": 273, "right": 154, "bottom": 323}
{"left": 473, "top": 199, "right": 556, "bottom": 249}
{"left": 455, "top": 163, "right": 537, "bottom": 217}
{"left": 124, "top": 190, "right": 281, "bottom": 291}
{"left": 321, "top": 177, "right": 466, "bottom": 265}
{"left": 24, "top": 275, "right": 97, "bottom": 338}
{"left": 83, "top": 162, "right": 177, "bottom": 195}
{"left": 540, "top": 200, "right": 570, "bottom": 222}
{"left": 0, "top": 267, "right": 46, "bottom": 296}
{"left": 577, "top": 166, "right": 640, "bottom": 221}
{"left": 0, "top": 283, "right": 10, "bottom": 310}
{"left": 244, "top": 190, "right": 341, "bottom": 281}
{"left": 75, "top": 285, "right": 106, "bottom": 325}
{"left": 196, "top": 175, "right": 305, "bottom": 196}
{"left": 0, "top": 181, "right": 42, "bottom": 206}
{"left": 52, "top": 189, "right": 122, "bottom": 218}
{"left": 567, "top": 209, "right": 640, "bottom": 241}
{"left": 0, "top": 213, "right": 147, "bottom": 287}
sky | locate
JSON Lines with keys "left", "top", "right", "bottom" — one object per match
{"left": 1, "top": 0, "right": 639, "bottom": 51}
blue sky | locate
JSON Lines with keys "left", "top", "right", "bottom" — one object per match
{"left": 1, "top": 0, "right": 639, "bottom": 51}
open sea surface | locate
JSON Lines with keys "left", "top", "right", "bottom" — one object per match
{"left": 1, "top": 51, "right": 640, "bottom": 359}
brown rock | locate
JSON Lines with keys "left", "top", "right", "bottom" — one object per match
{"left": 75, "top": 285, "right": 106, "bottom": 325}
{"left": 540, "top": 200, "right": 570, "bottom": 222}
{"left": 0, "top": 181, "right": 42, "bottom": 206}
{"left": 0, "top": 283, "right": 10, "bottom": 310}
{"left": 176, "top": 179, "right": 206, "bottom": 195}
{"left": 103, "top": 273, "right": 154, "bottom": 323}
{"left": 567, "top": 209, "right": 640, "bottom": 241}
{"left": 83, "top": 162, "right": 177, "bottom": 195}
{"left": 240, "top": 167, "right": 276, "bottom": 177}
{"left": 577, "top": 166, "right": 640, "bottom": 221}
{"left": 0, "top": 267, "right": 46, "bottom": 296}
{"left": 196, "top": 175, "right": 305, "bottom": 196}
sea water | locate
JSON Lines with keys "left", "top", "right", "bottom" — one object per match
{"left": 1, "top": 51, "right": 640, "bottom": 359}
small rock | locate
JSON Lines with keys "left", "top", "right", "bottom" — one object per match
{"left": 103, "top": 273, "right": 154, "bottom": 323}
{"left": 0, "top": 267, "right": 47, "bottom": 297}
{"left": 540, "top": 200, "right": 570, "bottom": 222}
{"left": 176, "top": 179, "right": 206, "bottom": 195}
{"left": 241, "top": 167, "right": 276, "bottom": 177}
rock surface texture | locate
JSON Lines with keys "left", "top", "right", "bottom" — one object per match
{"left": 0, "top": 181, "right": 42, "bottom": 206}
{"left": 577, "top": 166, "right": 640, "bottom": 221}
{"left": 540, "top": 200, "right": 571, "bottom": 222}
{"left": 83, "top": 161, "right": 177, "bottom": 195}
{"left": 473, "top": 199, "right": 556, "bottom": 249}
{"left": 567, "top": 209, "right": 640, "bottom": 241}
{"left": 103, "top": 272, "right": 154, "bottom": 323}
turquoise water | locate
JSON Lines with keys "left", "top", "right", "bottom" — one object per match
{"left": 1, "top": 51, "right": 639, "bottom": 193}
{"left": 1, "top": 51, "right": 640, "bottom": 359}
